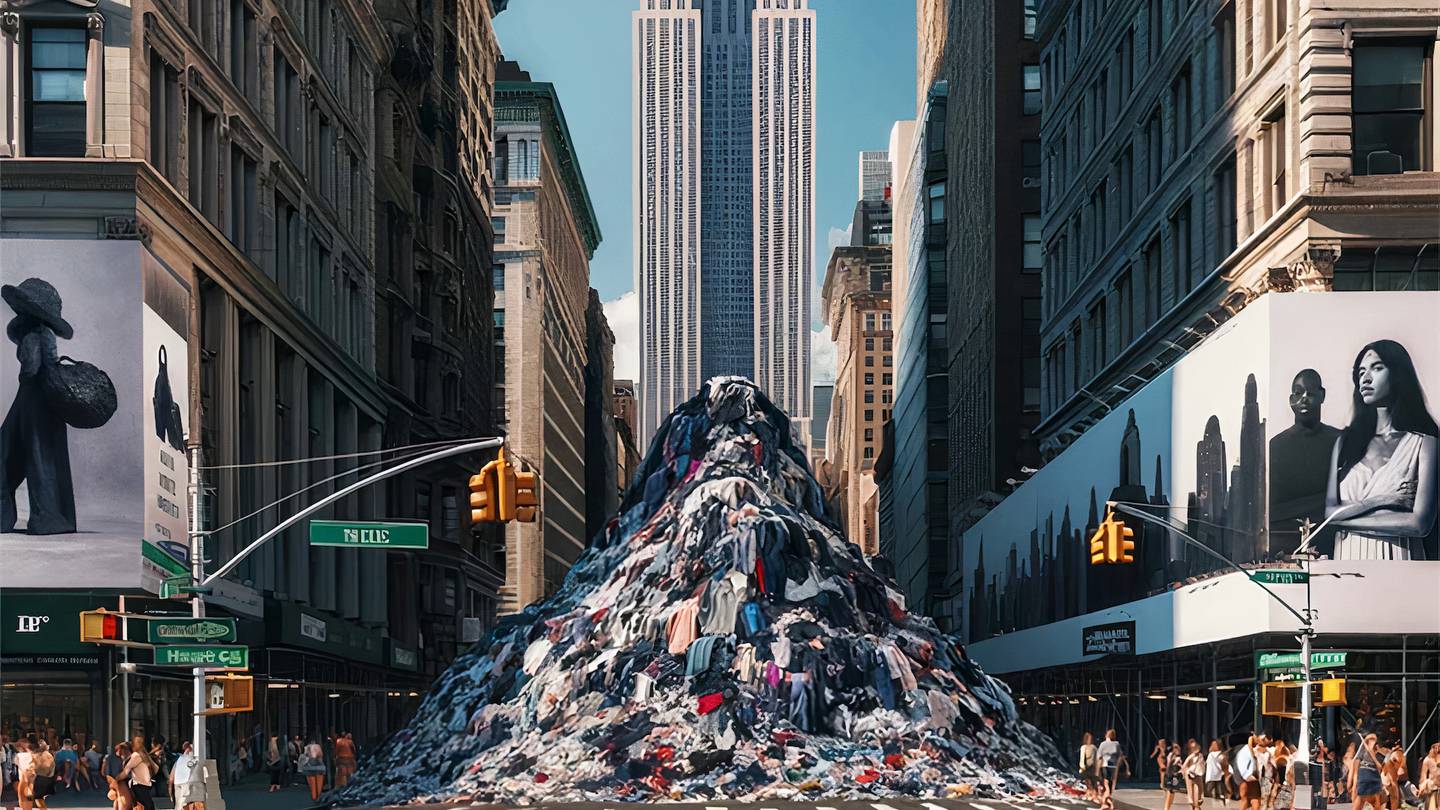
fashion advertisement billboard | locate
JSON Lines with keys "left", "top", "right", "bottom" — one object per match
{"left": 0, "top": 239, "right": 190, "bottom": 590}
{"left": 959, "top": 292, "right": 1440, "bottom": 645}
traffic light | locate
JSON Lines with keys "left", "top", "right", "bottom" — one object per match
{"left": 469, "top": 457, "right": 502, "bottom": 522}
{"left": 510, "top": 469, "right": 539, "bottom": 523}
{"left": 495, "top": 448, "right": 540, "bottom": 523}
{"left": 80, "top": 609, "right": 121, "bottom": 644}
{"left": 1088, "top": 510, "right": 1136, "bottom": 564}
{"left": 199, "top": 674, "right": 254, "bottom": 715}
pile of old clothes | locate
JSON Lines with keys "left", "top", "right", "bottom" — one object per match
{"left": 336, "top": 377, "right": 1065, "bottom": 805}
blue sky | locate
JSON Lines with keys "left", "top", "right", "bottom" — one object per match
{"left": 493, "top": 1, "right": 917, "bottom": 381}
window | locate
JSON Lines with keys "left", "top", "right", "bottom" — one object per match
{"left": 864, "top": 373, "right": 874, "bottom": 385}
{"left": 149, "top": 51, "right": 182, "bottom": 184}
{"left": 863, "top": 447, "right": 875, "bottom": 460}
{"left": 492, "top": 264, "right": 506, "bottom": 291}
{"left": 1146, "top": 106, "right": 1163, "bottom": 191}
{"left": 1332, "top": 249, "right": 1440, "bottom": 291}
{"left": 492, "top": 216, "right": 506, "bottom": 244}
{"left": 227, "top": 145, "right": 257, "bottom": 253}
{"left": 864, "top": 337, "right": 875, "bottom": 351}
{"left": 1262, "top": 106, "right": 1287, "bottom": 218}
{"left": 274, "top": 193, "right": 301, "bottom": 294}
{"left": 1212, "top": 156, "right": 1237, "bottom": 261}
{"left": 1351, "top": 42, "right": 1428, "bottom": 175}
{"left": 882, "top": 373, "right": 892, "bottom": 386}
{"left": 1143, "top": 234, "right": 1162, "bottom": 324}
{"left": 188, "top": 99, "right": 219, "bottom": 224}
{"left": 1022, "top": 140, "right": 1041, "bottom": 186}
{"left": 273, "top": 53, "right": 301, "bottom": 159}
{"left": 1171, "top": 67, "right": 1191, "bottom": 157}
{"left": 229, "top": 0, "right": 258, "bottom": 101}
{"left": 26, "top": 26, "right": 86, "bottom": 156}
{"left": 1023, "top": 214, "right": 1042, "bottom": 272}
{"left": 864, "top": 428, "right": 874, "bottom": 441}
{"left": 1212, "top": 3, "right": 1236, "bottom": 108}
{"left": 1023, "top": 64, "right": 1042, "bottom": 115}
{"left": 883, "top": 354, "right": 892, "bottom": 367}
{"left": 864, "top": 390, "right": 874, "bottom": 404}
{"left": 1169, "top": 200, "right": 1192, "bottom": 296}
{"left": 1024, "top": 0, "right": 1037, "bottom": 38}
{"left": 864, "top": 409, "right": 874, "bottom": 421}
{"left": 1116, "top": 272, "right": 1134, "bottom": 347}
{"left": 881, "top": 389, "right": 892, "bottom": 404}
{"left": 1268, "top": 0, "right": 1286, "bottom": 47}
{"left": 188, "top": 0, "right": 220, "bottom": 60}
{"left": 864, "top": 313, "right": 876, "bottom": 331}
{"left": 927, "top": 182, "right": 945, "bottom": 223}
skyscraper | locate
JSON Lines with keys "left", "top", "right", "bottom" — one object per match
{"left": 858, "top": 150, "right": 891, "bottom": 202}
{"left": 633, "top": 0, "right": 815, "bottom": 445}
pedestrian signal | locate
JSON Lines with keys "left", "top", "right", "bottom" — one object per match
{"left": 80, "top": 609, "right": 121, "bottom": 644}
{"left": 199, "top": 674, "right": 254, "bottom": 715}
{"left": 1088, "top": 510, "right": 1136, "bottom": 564}
{"left": 469, "top": 456, "right": 502, "bottom": 523}
{"left": 510, "top": 469, "right": 539, "bottom": 523}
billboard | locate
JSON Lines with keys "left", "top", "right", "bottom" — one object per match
{"left": 0, "top": 239, "right": 190, "bottom": 590}
{"left": 960, "top": 292, "right": 1440, "bottom": 644}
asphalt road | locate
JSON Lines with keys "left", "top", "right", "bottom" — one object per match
{"left": 458, "top": 798, "right": 1098, "bottom": 810}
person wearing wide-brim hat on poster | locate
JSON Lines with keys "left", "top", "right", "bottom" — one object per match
{"left": 1, "top": 277, "right": 76, "bottom": 535}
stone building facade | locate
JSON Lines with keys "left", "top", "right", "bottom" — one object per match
{"left": 491, "top": 63, "right": 601, "bottom": 612}
{"left": 0, "top": 0, "right": 502, "bottom": 754}
{"left": 821, "top": 244, "right": 893, "bottom": 554}
{"left": 1035, "top": 0, "right": 1440, "bottom": 453}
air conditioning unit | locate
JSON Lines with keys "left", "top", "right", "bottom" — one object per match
{"left": 461, "top": 617, "right": 483, "bottom": 644}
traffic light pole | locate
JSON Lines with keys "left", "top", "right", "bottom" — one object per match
{"left": 188, "top": 442, "right": 207, "bottom": 770}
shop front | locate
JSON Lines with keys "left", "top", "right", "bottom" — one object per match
{"left": 1, "top": 592, "right": 116, "bottom": 748}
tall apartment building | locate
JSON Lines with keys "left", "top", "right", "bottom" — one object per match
{"left": 942, "top": 0, "right": 1044, "bottom": 540}
{"left": 584, "top": 288, "right": 619, "bottom": 543}
{"left": 1035, "top": 0, "right": 1439, "bottom": 452}
{"left": 632, "top": 0, "right": 814, "bottom": 445}
{"left": 0, "top": 0, "right": 502, "bottom": 759}
{"left": 821, "top": 244, "right": 893, "bottom": 554}
{"left": 491, "top": 62, "right": 602, "bottom": 612}
{"left": 887, "top": 87, "right": 955, "bottom": 620}
{"left": 373, "top": 0, "right": 504, "bottom": 678}
{"left": 810, "top": 382, "right": 833, "bottom": 468}
{"left": 859, "top": 149, "right": 891, "bottom": 202}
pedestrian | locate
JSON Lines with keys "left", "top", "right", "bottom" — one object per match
{"left": 1234, "top": 735, "right": 1261, "bottom": 810}
{"left": 1353, "top": 733, "right": 1385, "bottom": 810}
{"left": 148, "top": 739, "right": 169, "bottom": 800}
{"left": 13, "top": 739, "right": 34, "bottom": 810}
{"left": 1417, "top": 743, "right": 1440, "bottom": 810}
{"left": 233, "top": 739, "right": 248, "bottom": 782}
{"left": 1, "top": 734, "right": 17, "bottom": 810}
{"left": 332, "top": 733, "right": 356, "bottom": 789}
{"left": 1344, "top": 742, "right": 1359, "bottom": 805}
{"left": 1153, "top": 738, "right": 1171, "bottom": 789}
{"left": 1205, "top": 739, "right": 1229, "bottom": 808}
{"left": 286, "top": 736, "right": 301, "bottom": 787}
{"left": 1185, "top": 739, "right": 1206, "bottom": 810}
{"left": 29, "top": 741, "right": 55, "bottom": 810}
{"left": 84, "top": 742, "right": 103, "bottom": 791}
{"left": 1381, "top": 742, "right": 1408, "bottom": 810}
{"left": 50, "top": 742, "right": 74, "bottom": 794}
{"left": 116, "top": 740, "right": 155, "bottom": 810}
{"left": 1097, "top": 729, "right": 1130, "bottom": 810}
{"left": 1079, "top": 731, "right": 1099, "bottom": 802}
{"left": 265, "top": 737, "right": 283, "bottom": 792}
{"left": 1163, "top": 742, "right": 1186, "bottom": 810}
{"left": 300, "top": 738, "right": 326, "bottom": 801}
{"left": 1256, "top": 735, "right": 1276, "bottom": 810}
{"left": 104, "top": 743, "right": 132, "bottom": 810}
{"left": 170, "top": 743, "right": 203, "bottom": 810}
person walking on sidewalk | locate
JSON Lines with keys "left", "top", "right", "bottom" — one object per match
{"left": 300, "top": 738, "right": 326, "bottom": 801}
{"left": 104, "top": 743, "right": 132, "bottom": 810}
{"left": 1417, "top": 743, "right": 1440, "bottom": 810}
{"left": 333, "top": 733, "right": 357, "bottom": 789}
{"left": 1353, "top": 733, "right": 1385, "bottom": 810}
{"left": 1185, "top": 739, "right": 1206, "bottom": 810}
{"left": 1098, "top": 729, "right": 1130, "bottom": 810}
{"left": 1205, "top": 739, "right": 1229, "bottom": 808}
{"left": 116, "top": 740, "right": 155, "bottom": 810}
{"left": 170, "top": 743, "right": 203, "bottom": 810}
{"left": 265, "top": 737, "right": 283, "bottom": 792}
{"left": 83, "top": 742, "right": 103, "bottom": 791}
{"left": 1152, "top": 738, "right": 1171, "bottom": 790}
{"left": 1080, "top": 732, "right": 1100, "bottom": 802}
{"left": 1163, "top": 742, "right": 1187, "bottom": 810}
{"left": 2, "top": 734, "right": 17, "bottom": 810}
{"left": 1234, "top": 735, "right": 1261, "bottom": 810}
{"left": 28, "top": 740, "right": 56, "bottom": 810}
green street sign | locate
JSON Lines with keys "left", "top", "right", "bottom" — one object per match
{"left": 309, "top": 520, "right": 429, "bottom": 549}
{"left": 1250, "top": 570, "right": 1310, "bottom": 585}
{"left": 1256, "top": 651, "right": 1347, "bottom": 671}
{"left": 146, "top": 618, "right": 237, "bottom": 644}
{"left": 153, "top": 645, "right": 249, "bottom": 670}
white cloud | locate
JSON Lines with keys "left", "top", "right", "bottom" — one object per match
{"left": 811, "top": 325, "right": 836, "bottom": 385}
{"left": 603, "top": 291, "right": 640, "bottom": 383}
{"left": 825, "top": 224, "right": 852, "bottom": 254}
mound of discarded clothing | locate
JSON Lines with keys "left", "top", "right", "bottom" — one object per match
{"left": 337, "top": 378, "right": 1065, "bottom": 805}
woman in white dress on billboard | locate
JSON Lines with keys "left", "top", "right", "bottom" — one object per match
{"left": 1324, "top": 340, "right": 1437, "bottom": 560}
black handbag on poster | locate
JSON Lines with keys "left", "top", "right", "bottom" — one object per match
{"left": 153, "top": 345, "right": 184, "bottom": 449}
{"left": 43, "top": 355, "right": 118, "bottom": 429}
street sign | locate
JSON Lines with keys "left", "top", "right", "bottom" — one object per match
{"left": 153, "top": 644, "right": 249, "bottom": 670}
{"left": 1250, "top": 569, "right": 1309, "bottom": 585}
{"left": 146, "top": 618, "right": 237, "bottom": 644}
{"left": 1256, "top": 650, "right": 1347, "bottom": 671}
{"left": 309, "top": 520, "right": 429, "bottom": 549}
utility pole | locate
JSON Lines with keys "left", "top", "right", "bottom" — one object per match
{"left": 188, "top": 441, "right": 207, "bottom": 767}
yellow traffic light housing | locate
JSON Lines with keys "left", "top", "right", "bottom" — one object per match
{"left": 1261, "top": 681, "right": 1304, "bottom": 717}
{"left": 469, "top": 457, "right": 502, "bottom": 523}
{"left": 198, "top": 674, "right": 254, "bottom": 716}
{"left": 1088, "top": 510, "right": 1136, "bottom": 564}
{"left": 1315, "top": 678, "right": 1347, "bottom": 707}
{"left": 511, "top": 470, "right": 539, "bottom": 523}
{"left": 80, "top": 609, "right": 122, "bottom": 644}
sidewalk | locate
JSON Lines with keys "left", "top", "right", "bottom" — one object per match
{"left": 33, "top": 774, "right": 318, "bottom": 810}
{"left": 1111, "top": 785, "right": 1358, "bottom": 810}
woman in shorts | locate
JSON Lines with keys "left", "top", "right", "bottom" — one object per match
{"left": 1079, "top": 733, "right": 1099, "bottom": 801}
{"left": 1353, "top": 734, "right": 1385, "bottom": 810}
{"left": 1204, "top": 740, "right": 1229, "bottom": 808}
